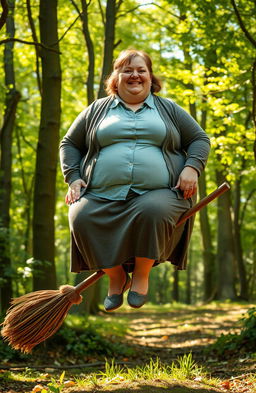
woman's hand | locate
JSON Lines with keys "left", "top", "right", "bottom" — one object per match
{"left": 65, "top": 179, "right": 87, "bottom": 205}
{"left": 175, "top": 166, "right": 198, "bottom": 200}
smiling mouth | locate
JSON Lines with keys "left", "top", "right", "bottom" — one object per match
{"left": 128, "top": 81, "right": 142, "bottom": 85}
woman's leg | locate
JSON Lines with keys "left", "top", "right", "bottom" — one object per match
{"left": 131, "top": 257, "right": 155, "bottom": 294}
{"left": 102, "top": 265, "right": 127, "bottom": 296}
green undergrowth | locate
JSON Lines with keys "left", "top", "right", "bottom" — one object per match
{"left": 0, "top": 355, "right": 219, "bottom": 393}
{"left": 0, "top": 315, "right": 31, "bottom": 362}
{"left": 52, "top": 314, "right": 133, "bottom": 358}
{"left": 207, "top": 307, "right": 256, "bottom": 359}
{"left": 74, "top": 355, "right": 212, "bottom": 389}
{"left": 0, "top": 313, "right": 133, "bottom": 363}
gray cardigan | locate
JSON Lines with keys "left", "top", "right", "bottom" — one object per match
{"left": 60, "top": 94, "right": 210, "bottom": 270}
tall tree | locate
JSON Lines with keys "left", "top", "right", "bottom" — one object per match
{"left": 70, "top": 0, "right": 95, "bottom": 105}
{"left": 0, "top": 0, "right": 20, "bottom": 313}
{"left": 81, "top": 0, "right": 95, "bottom": 104}
{"left": 233, "top": 174, "right": 248, "bottom": 299}
{"left": 172, "top": 269, "right": 179, "bottom": 302}
{"left": 198, "top": 173, "right": 216, "bottom": 300}
{"left": 32, "top": 0, "right": 61, "bottom": 290}
{"left": 216, "top": 170, "right": 237, "bottom": 300}
{"left": 0, "top": 0, "right": 8, "bottom": 31}
{"left": 98, "top": 0, "right": 122, "bottom": 98}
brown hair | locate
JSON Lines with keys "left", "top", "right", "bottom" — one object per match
{"left": 105, "top": 49, "right": 162, "bottom": 95}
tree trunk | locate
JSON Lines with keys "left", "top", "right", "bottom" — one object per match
{"left": 248, "top": 238, "right": 256, "bottom": 299}
{"left": 98, "top": 0, "right": 116, "bottom": 98}
{"left": 233, "top": 177, "right": 248, "bottom": 299}
{"left": 185, "top": 256, "right": 191, "bottom": 304}
{"left": 81, "top": 0, "right": 95, "bottom": 105}
{"left": 0, "top": 0, "right": 9, "bottom": 31}
{"left": 0, "top": 0, "right": 21, "bottom": 313}
{"left": 198, "top": 172, "right": 216, "bottom": 301}
{"left": 32, "top": 0, "right": 61, "bottom": 290}
{"left": 15, "top": 127, "right": 34, "bottom": 260}
{"left": 71, "top": 272, "right": 101, "bottom": 315}
{"left": 215, "top": 170, "right": 237, "bottom": 300}
{"left": 172, "top": 269, "right": 179, "bottom": 302}
{"left": 199, "top": 105, "right": 216, "bottom": 301}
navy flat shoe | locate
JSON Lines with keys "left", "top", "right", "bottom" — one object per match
{"left": 104, "top": 271, "right": 131, "bottom": 312}
{"left": 127, "top": 290, "right": 148, "bottom": 308}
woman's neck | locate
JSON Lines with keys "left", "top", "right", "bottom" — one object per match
{"left": 124, "top": 102, "right": 144, "bottom": 112}
{"left": 117, "top": 93, "right": 149, "bottom": 112}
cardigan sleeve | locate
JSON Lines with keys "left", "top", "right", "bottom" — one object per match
{"left": 173, "top": 102, "right": 211, "bottom": 176}
{"left": 59, "top": 108, "right": 89, "bottom": 185}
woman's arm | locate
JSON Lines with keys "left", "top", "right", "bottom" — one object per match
{"left": 174, "top": 102, "right": 211, "bottom": 175}
{"left": 59, "top": 109, "right": 89, "bottom": 185}
{"left": 173, "top": 102, "right": 211, "bottom": 199}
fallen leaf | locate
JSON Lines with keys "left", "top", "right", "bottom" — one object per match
{"left": 64, "top": 380, "right": 76, "bottom": 387}
{"left": 161, "top": 335, "right": 169, "bottom": 341}
{"left": 221, "top": 380, "right": 231, "bottom": 390}
{"left": 105, "top": 375, "right": 126, "bottom": 384}
{"left": 31, "top": 385, "right": 44, "bottom": 393}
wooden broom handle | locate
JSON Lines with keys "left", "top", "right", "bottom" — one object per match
{"left": 75, "top": 270, "right": 105, "bottom": 294}
{"left": 75, "top": 182, "right": 230, "bottom": 294}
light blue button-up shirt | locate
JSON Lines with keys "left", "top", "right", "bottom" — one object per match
{"left": 88, "top": 93, "right": 170, "bottom": 200}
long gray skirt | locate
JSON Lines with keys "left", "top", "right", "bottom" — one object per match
{"left": 68, "top": 188, "right": 191, "bottom": 273}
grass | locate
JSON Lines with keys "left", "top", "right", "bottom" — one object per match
{"left": 0, "top": 356, "right": 220, "bottom": 392}
{"left": 71, "top": 355, "right": 216, "bottom": 390}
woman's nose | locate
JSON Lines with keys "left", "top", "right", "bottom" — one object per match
{"left": 131, "top": 70, "right": 139, "bottom": 77}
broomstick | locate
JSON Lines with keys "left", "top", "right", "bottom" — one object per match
{"left": 1, "top": 182, "right": 230, "bottom": 353}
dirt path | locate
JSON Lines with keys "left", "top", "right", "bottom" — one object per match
{"left": 122, "top": 303, "right": 255, "bottom": 375}
{"left": 1, "top": 303, "right": 255, "bottom": 393}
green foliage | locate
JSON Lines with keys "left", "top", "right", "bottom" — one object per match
{"left": 102, "top": 355, "right": 204, "bottom": 381}
{"left": 208, "top": 307, "right": 256, "bottom": 358}
{"left": 0, "top": 339, "right": 30, "bottom": 362}
{"left": 170, "top": 352, "right": 204, "bottom": 380}
{"left": 76, "top": 355, "right": 206, "bottom": 387}
{"left": 99, "top": 358, "right": 124, "bottom": 379}
{"left": 52, "top": 316, "right": 133, "bottom": 358}
{"left": 0, "top": 324, "right": 30, "bottom": 362}
{"left": 46, "top": 371, "right": 66, "bottom": 393}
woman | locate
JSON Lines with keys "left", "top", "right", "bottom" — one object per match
{"left": 60, "top": 49, "right": 210, "bottom": 311}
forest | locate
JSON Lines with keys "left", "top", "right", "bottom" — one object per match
{"left": 0, "top": 0, "right": 255, "bottom": 314}
{"left": 0, "top": 1, "right": 256, "bottom": 392}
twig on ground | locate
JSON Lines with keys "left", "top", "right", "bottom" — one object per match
{"left": 0, "top": 360, "right": 135, "bottom": 371}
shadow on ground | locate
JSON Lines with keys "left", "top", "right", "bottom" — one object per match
{"left": 71, "top": 382, "right": 223, "bottom": 393}
{"left": 0, "top": 380, "right": 36, "bottom": 393}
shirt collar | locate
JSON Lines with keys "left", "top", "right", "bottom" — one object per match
{"left": 109, "top": 93, "right": 155, "bottom": 109}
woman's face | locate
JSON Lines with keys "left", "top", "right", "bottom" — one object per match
{"left": 116, "top": 56, "right": 152, "bottom": 104}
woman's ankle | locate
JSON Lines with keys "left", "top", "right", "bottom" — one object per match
{"left": 103, "top": 266, "right": 126, "bottom": 295}
{"left": 130, "top": 273, "right": 149, "bottom": 295}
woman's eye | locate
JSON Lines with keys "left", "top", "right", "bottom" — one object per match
{"left": 122, "top": 69, "right": 146, "bottom": 73}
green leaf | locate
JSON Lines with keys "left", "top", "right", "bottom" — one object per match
{"left": 59, "top": 371, "right": 65, "bottom": 384}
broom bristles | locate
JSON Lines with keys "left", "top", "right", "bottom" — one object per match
{"left": 1, "top": 285, "right": 83, "bottom": 353}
